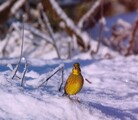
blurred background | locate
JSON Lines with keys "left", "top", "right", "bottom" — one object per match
{"left": 0, "top": 0, "right": 138, "bottom": 59}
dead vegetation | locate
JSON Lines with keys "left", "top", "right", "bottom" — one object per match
{"left": 0, "top": 0, "right": 138, "bottom": 88}
{"left": 0, "top": 0, "right": 138, "bottom": 59}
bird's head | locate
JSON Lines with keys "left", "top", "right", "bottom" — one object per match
{"left": 72, "top": 63, "right": 81, "bottom": 75}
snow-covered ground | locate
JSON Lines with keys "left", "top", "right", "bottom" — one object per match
{"left": 0, "top": 54, "right": 138, "bottom": 120}
{"left": 0, "top": 11, "right": 138, "bottom": 119}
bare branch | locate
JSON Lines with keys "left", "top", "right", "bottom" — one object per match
{"left": 12, "top": 23, "right": 24, "bottom": 79}
{"left": 10, "top": 0, "right": 26, "bottom": 16}
{"left": 78, "top": 0, "right": 102, "bottom": 29}
{"left": 14, "top": 22, "right": 53, "bottom": 44}
{"left": 38, "top": 64, "right": 64, "bottom": 88}
{"left": 91, "top": 0, "right": 105, "bottom": 56}
{"left": 38, "top": 3, "right": 61, "bottom": 58}
{"left": 21, "top": 57, "right": 29, "bottom": 87}
{"left": 0, "top": 0, "right": 13, "bottom": 12}
{"left": 85, "top": 78, "right": 92, "bottom": 84}
{"left": 67, "top": 39, "right": 72, "bottom": 59}
{"left": 42, "top": 12, "right": 61, "bottom": 58}
{"left": 58, "top": 66, "right": 64, "bottom": 92}
{"left": 42, "top": 0, "right": 91, "bottom": 51}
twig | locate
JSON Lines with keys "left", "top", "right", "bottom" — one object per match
{"left": 36, "top": 4, "right": 46, "bottom": 32}
{"left": 72, "top": 35, "right": 79, "bottom": 55}
{"left": 12, "top": 23, "right": 24, "bottom": 79}
{"left": 91, "top": 0, "right": 105, "bottom": 55}
{"left": 58, "top": 66, "right": 64, "bottom": 91}
{"left": 10, "top": 0, "right": 26, "bottom": 16}
{"left": 17, "top": 22, "right": 53, "bottom": 44}
{"left": 0, "top": 0, "right": 13, "bottom": 12}
{"left": 24, "top": 1, "right": 31, "bottom": 21}
{"left": 21, "top": 57, "right": 29, "bottom": 87}
{"left": 38, "top": 64, "right": 64, "bottom": 88}
{"left": 38, "top": 3, "right": 61, "bottom": 58}
{"left": 38, "top": 13, "right": 46, "bottom": 32}
{"left": 85, "top": 78, "right": 92, "bottom": 84}
{"left": 67, "top": 40, "right": 72, "bottom": 59}
{"left": 42, "top": 0, "right": 90, "bottom": 51}
{"left": 78, "top": 0, "right": 101, "bottom": 28}
{"left": 42, "top": 12, "right": 61, "bottom": 58}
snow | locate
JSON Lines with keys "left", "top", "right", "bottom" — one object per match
{"left": 11, "top": 0, "right": 26, "bottom": 15}
{"left": 99, "top": 17, "right": 106, "bottom": 26}
{"left": 0, "top": 7, "right": 138, "bottom": 120}
{"left": 0, "top": 1, "right": 11, "bottom": 12}
{"left": 0, "top": 21, "right": 137, "bottom": 119}
{"left": 50, "top": 0, "right": 91, "bottom": 49}
{"left": 0, "top": 25, "right": 138, "bottom": 120}
{"left": 0, "top": 55, "right": 138, "bottom": 120}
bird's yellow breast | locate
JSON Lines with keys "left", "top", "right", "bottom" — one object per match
{"left": 65, "top": 73, "right": 84, "bottom": 95}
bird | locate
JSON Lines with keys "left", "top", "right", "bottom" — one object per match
{"left": 64, "top": 63, "right": 84, "bottom": 96}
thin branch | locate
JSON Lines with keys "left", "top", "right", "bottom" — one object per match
{"left": 67, "top": 39, "right": 72, "bottom": 59}
{"left": 42, "top": 12, "right": 61, "bottom": 58}
{"left": 42, "top": 0, "right": 90, "bottom": 51}
{"left": 36, "top": 4, "right": 46, "bottom": 32}
{"left": 38, "top": 64, "right": 64, "bottom": 88}
{"left": 12, "top": 23, "right": 24, "bottom": 79}
{"left": 0, "top": 0, "right": 13, "bottom": 12}
{"left": 38, "top": 3, "right": 61, "bottom": 58}
{"left": 37, "top": 13, "right": 46, "bottom": 32}
{"left": 91, "top": 0, "right": 105, "bottom": 55}
{"left": 21, "top": 57, "right": 29, "bottom": 87}
{"left": 38, "top": 68, "right": 60, "bottom": 88}
{"left": 10, "top": 0, "right": 26, "bottom": 16}
{"left": 17, "top": 22, "right": 53, "bottom": 44}
{"left": 78, "top": 0, "right": 102, "bottom": 29}
{"left": 85, "top": 78, "right": 92, "bottom": 84}
{"left": 24, "top": 1, "right": 31, "bottom": 21}
{"left": 58, "top": 66, "right": 64, "bottom": 91}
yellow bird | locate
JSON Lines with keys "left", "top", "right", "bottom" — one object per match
{"left": 64, "top": 63, "right": 84, "bottom": 96}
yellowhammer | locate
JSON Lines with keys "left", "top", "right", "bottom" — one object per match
{"left": 64, "top": 63, "right": 84, "bottom": 96}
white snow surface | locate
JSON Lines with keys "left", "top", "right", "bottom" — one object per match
{"left": 0, "top": 55, "right": 138, "bottom": 120}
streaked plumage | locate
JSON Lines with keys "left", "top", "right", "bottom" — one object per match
{"left": 64, "top": 63, "right": 84, "bottom": 95}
